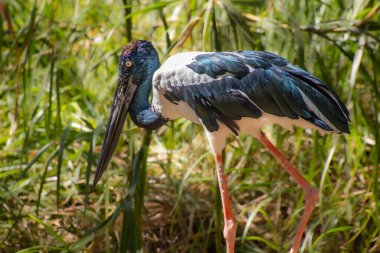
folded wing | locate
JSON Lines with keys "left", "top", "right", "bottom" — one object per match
{"left": 160, "top": 51, "right": 350, "bottom": 135}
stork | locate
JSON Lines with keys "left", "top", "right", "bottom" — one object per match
{"left": 93, "top": 40, "right": 349, "bottom": 253}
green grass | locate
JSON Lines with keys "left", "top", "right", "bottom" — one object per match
{"left": 1, "top": 0, "right": 379, "bottom": 252}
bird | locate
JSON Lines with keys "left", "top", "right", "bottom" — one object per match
{"left": 93, "top": 40, "right": 350, "bottom": 253}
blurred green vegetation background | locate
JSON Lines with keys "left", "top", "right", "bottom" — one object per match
{"left": 1, "top": 0, "right": 379, "bottom": 252}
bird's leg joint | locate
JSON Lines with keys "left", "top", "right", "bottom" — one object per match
{"left": 304, "top": 186, "right": 319, "bottom": 205}
{"left": 223, "top": 219, "right": 237, "bottom": 253}
{"left": 223, "top": 219, "right": 237, "bottom": 239}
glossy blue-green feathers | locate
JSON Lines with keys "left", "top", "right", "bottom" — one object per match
{"left": 164, "top": 51, "right": 350, "bottom": 134}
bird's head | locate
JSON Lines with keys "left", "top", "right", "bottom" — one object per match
{"left": 93, "top": 40, "right": 157, "bottom": 186}
{"left": 118, "top": 40, "right": 157, "bottom": 85}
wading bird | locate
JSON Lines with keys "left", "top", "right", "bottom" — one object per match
{"left": 93, "top": 40, "right": 349, "bottom": 253}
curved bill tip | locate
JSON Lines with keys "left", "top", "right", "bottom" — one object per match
{"left": 93, "top": 79, "right": 137, "bottom": 187}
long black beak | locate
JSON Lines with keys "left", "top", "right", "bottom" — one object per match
{"left": 93, "top": 78, "right": 137, "bottom": 186}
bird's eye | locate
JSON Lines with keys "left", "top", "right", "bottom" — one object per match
{"left": 125, "top": 60, "right": 133, "bottom": 68}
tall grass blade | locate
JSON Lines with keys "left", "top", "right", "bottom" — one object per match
{"left": 37, "top": 149, "right": 59, "bottom": 216}
{"left": 19, "top": 143, "right": 52, "bottom": 179}
{"left": 241, "top": 197, "right": 272, "bottom": 243}
{"left": 120, "top": 130, "right": 151, "bottom": 253}
{"left": 56, "top": 123, "right": 72, "bottom": 210}
{"left": 28, "top": 214, "right": 67, "bottom": 247}
{"left": 122, "top": 0, "right": 132, "bottom": 41}
{"left": 85, "top": 124, "right": 103, "bottom": 216}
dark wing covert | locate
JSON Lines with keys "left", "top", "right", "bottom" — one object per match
{"left": 163, "top": 51, "right": 350, "bottom": 135}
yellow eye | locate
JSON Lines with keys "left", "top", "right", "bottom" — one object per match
{"left": 125, "top": 60, "right": 133, "bottom": 68}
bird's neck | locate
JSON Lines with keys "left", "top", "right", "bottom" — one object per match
{"left": 129, "top": 56, "right": 168, "bottom": 130}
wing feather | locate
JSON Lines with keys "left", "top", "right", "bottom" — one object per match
{"left": 156, "top": 51, "right": 349, "bottom": 134}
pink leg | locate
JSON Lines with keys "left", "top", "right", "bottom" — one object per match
{"left": 215, "top": 154, "right": 237, "bottom": 253}
{"left": 259, "top": 132, "right": 318, "bottom": 253}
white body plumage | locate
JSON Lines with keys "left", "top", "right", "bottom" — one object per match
{"left": 151, "top": 53, "right": 337, "bottom": 154}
